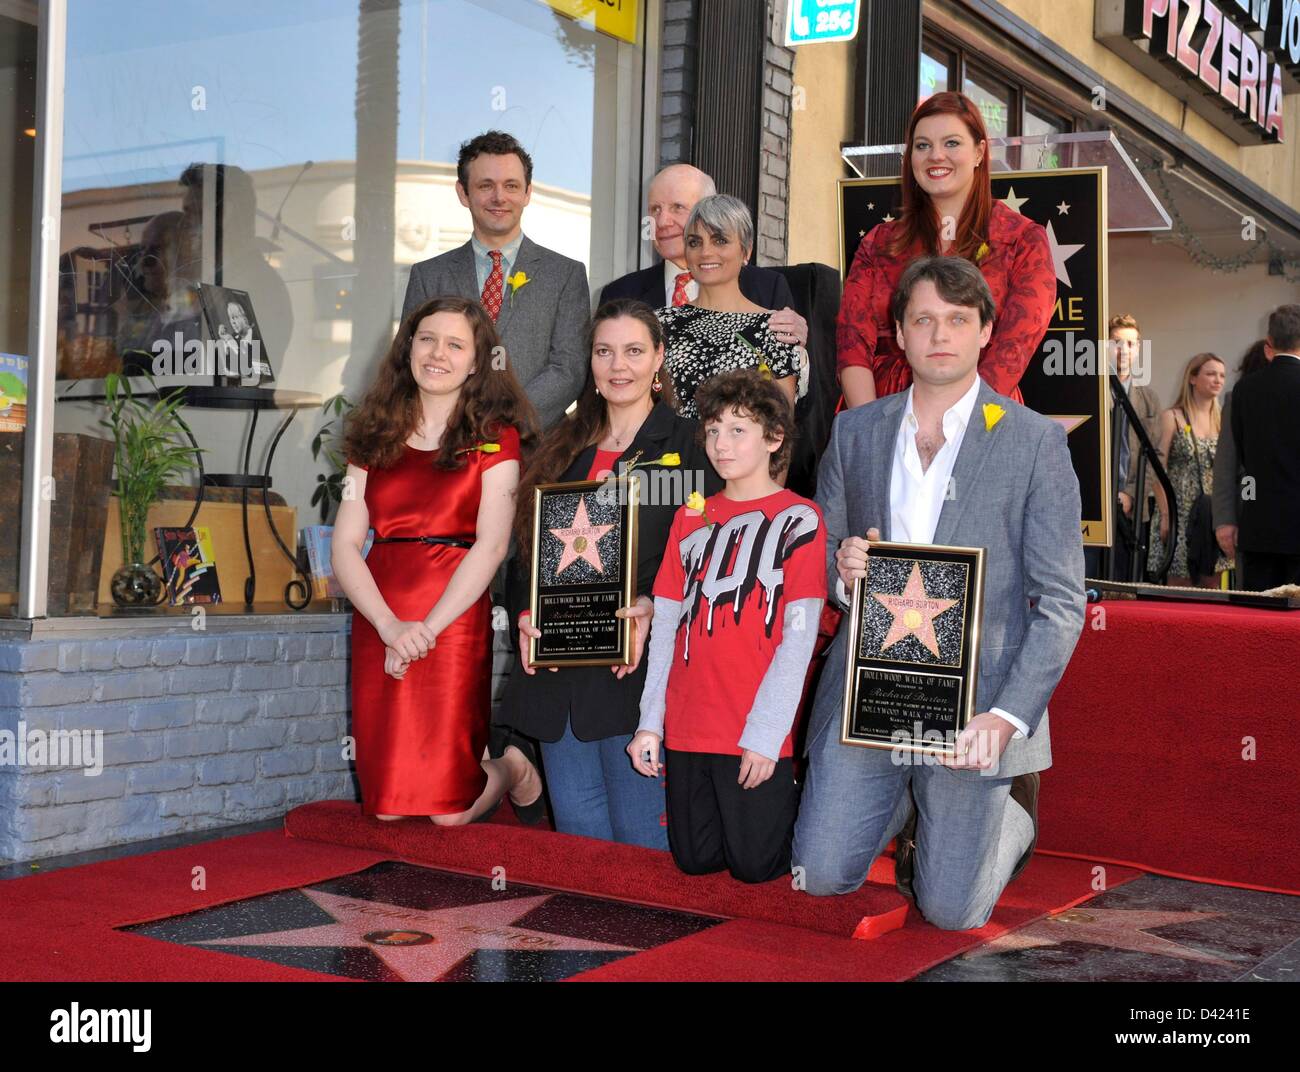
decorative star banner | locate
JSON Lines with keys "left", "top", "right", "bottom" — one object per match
{"left": 839, "top": 168, "right": 1111, "bottom": 545}
{"left": 122, "top": 862, "right": 720, "bottom": 982}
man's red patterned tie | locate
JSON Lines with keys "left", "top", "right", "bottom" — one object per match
{"left": 481, "top": 249, "right": 504, "bottom": 320}
{"left": 671, "top": 271, "right": 693, "bottom": 307}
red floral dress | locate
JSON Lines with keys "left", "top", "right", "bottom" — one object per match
{"left": 836, "top": 199, "right": 1056, "bottom": 404}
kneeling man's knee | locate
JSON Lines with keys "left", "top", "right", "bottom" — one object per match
{"left": 916, "top": 890, "right": 996, "bottom": 931}
{"left": 791, "top": 856, "right": 866, "bottom": 897}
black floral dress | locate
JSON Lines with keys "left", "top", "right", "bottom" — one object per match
{"left": 655, "top": 305, "right": 800, "bottom": 418}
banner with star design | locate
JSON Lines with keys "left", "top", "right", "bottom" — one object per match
{"left": 839, "top": 168, "right": 1111, "bottom": 545}
{"left": 529, "top": 476, "right": 639, "bottom": 667}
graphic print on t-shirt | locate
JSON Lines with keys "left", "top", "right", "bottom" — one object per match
{"left": 673, "top": 502, "right": 820, "bottom": 660}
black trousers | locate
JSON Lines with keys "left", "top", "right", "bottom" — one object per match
{"left": 1239, "top": 550, "right": 1300, "bottom": 591}
{"left": 664, "top": 748, "right": 797, "bottom": 885}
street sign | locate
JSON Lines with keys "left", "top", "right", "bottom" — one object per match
{"left": 783, "top": 0, "right": 860, "bottom": 46}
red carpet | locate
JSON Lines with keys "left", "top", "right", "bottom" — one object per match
{"left": 1044, "top": 600, "right": 1300, "bottom": 895}
{"left": 0, "top": 808, "right": 1140, "bottom": 982}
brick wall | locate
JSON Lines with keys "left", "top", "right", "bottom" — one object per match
{"left": 658, "top": 2, "right": 794, "bottom": 266}
{"left": 0, "top": 622, "right": 357, "bottom": 862}
{"left": 759, "top": 4, "right": 795, "bottom": 267}
{"left": 659, "top": 0, "right": 698, "bottom": 168}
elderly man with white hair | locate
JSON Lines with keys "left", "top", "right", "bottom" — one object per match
{"left": 600, "top": 163, "right": 807, "bottom": 351}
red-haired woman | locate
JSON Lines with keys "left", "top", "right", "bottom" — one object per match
{"left": 333, "top": 296, "right": 543, "bottom": 823}
{"left": 838, "top": 91, "right": 1056, "bottom": 407}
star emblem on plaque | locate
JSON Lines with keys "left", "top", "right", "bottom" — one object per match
{"left": 841, "top": 542, "right": 985, "bottom": 758}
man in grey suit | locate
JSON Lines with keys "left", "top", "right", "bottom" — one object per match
{"left": 793, "top": 256, "right": 1085, "bottom": 931}
{"left": 402, "top": 130, "right": 589, "bottom": 429}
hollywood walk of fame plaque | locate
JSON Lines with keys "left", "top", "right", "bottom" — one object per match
{"left": 840, "top": 541, "right": 986, "bottom": 757}
{"left": 529, "top": 476, "right": 639, "bottom": 667}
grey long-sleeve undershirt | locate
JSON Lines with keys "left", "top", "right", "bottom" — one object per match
{"left": 637, "top": 594, "right": 824, "bottom": 762}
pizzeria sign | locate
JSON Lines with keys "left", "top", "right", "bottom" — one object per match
{"left": 1096, "top": 0, "right": 1299, "bottom": 143}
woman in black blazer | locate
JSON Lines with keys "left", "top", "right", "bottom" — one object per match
{"left": 496, "top": 299, "right": 722, "bottom": 848}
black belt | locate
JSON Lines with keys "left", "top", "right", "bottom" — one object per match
{"left": 372, "top": 536, "right": 473, "bottom": 549}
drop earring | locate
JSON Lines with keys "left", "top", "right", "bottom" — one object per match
{"left": 652, "top": 371, "right": 662, "bottom": 393}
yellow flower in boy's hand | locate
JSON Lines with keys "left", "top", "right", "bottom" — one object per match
{"left": 982, "top": 403, "right": 1006, "bottom": 432}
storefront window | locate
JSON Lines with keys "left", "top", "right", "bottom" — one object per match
{"left": 1024, "top": 100, "right": 1071, "bottom": 169}
{"left": 0, "top": 11, "right": 36, "bottom": 616}
{"left": 962, "top": 65, "right": 1014, "bottom": 139}
{"left": 919, "top": 41, "right": 952, "bottom": 102}
{"left": 43, "top": 0, "right": 650, "bottom": 617}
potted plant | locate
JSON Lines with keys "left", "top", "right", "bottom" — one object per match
{"left": 99, "top": 372, "right": 202, "bottom": 607}
{"left": 310, "top": 393, "right": 353, "bottom": 524}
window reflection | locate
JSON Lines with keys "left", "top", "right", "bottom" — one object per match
{"left": 49, "top": 0, "right": 644, "bottom": 615}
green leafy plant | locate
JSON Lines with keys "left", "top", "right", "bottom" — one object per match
{"left": 311, "top": 393, "right": 353, "bottom": 524}
{"left": 98, "top": 373, "right": 202, "bottom": 566}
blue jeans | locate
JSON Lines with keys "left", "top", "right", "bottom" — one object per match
{"left": 539, "top": 720, "right": 669, "bottom": 851}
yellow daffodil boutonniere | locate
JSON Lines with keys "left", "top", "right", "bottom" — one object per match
{"left": 686, "top": 490, "right": 712, "bottom": 525}
{"left": 507, "top": 271, "right": 529, "bottom": 305}
{"left": 734, "top": 333, "right": 773, "bottom": 379}
{"left": 623, "top": 450, "right": 681, "bottom": 473}
{"left": 456, "top": 442, "right": 501, "bottom": 456}
{"left": 975, "top": 241, "right": 991, "bottom": 263}
{"left": 982, "top": 403, "right": 1006, "bottom": 432}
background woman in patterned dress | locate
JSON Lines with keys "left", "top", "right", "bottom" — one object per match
{"left": 1149, "top": 352, "right": 1230, "bottom": 587}
{"left": 655, "top": 194, "right": 800, "bottom": 418}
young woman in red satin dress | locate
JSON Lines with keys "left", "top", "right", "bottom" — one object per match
{"left": 838, "top": 91, "right": 1056, "bottom": 409}
{"left": 332, "top": 295, "right": 542, "bottom": 823}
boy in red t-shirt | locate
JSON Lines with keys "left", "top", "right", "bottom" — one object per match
{"left": 629, "top": 370, "right": 827, "bottom": 883}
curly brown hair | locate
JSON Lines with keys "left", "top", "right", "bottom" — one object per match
{"left": 694, "top": 369, "right": 794, "bottom": 478}
{"left": 344, "top": 296, "right": 538, "bottom": 472}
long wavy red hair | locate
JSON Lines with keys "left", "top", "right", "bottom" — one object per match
{"left": 887, "top": 91, "right": 993, "bottom": 263}
{"left": 344, "top": 296, "right": 538, "bottom": 471}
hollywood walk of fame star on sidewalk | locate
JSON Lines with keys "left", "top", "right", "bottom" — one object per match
{"left": 962, "top": 908, "right": 1238, "bottom": 968}
{"left": 196, "top": 888, "right": 640, "bottom": 982}
{"left": 873, "top": 563, "right": 959, "bottom": 659}
{"left": 549, "top": 496, "right": 614, "bottom": 575}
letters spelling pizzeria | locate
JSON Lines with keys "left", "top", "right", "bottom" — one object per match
{"left": 1131, "top": 0, "right": 1300, "bottom": 141}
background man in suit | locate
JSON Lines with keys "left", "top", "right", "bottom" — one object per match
{"left": 599, "top": 164, "right": 808, "bottom": 349}
{"left": 402, "top": 131, "right": 589, "bottom": 428}
{"left": 1107, "top": 313, "right": 1161, "bottom": 580}
{"left": 793, "top": 256, "right": 1085, "bottom": 930}
{"left": 1220, "top": 304, "right": 1300, "bottom": 590}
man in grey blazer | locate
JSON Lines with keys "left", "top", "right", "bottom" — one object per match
{"left": 793, "top": 256, "right": 1085, "bottom": 930}
{"left": 402, "top": 130, "right": 589, "bottom": 429}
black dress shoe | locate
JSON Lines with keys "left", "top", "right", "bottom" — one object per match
{"left": 893, "top": 807, "right": 918, "bottom": 901}
{"left": 1008, "top": 771, "right": 1040, "bottom": 881}
{"left": 501, "top": 731, "right": 549, "bottom": 827}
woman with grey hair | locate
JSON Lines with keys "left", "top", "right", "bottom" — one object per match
{"left": 655, "top": 194, "right": 800, "bottom": 418}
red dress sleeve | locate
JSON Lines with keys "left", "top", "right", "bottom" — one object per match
{"left": 836, "top": 225, "right": 887, "bottom": 375}
{"left": 980, "top": 219, "right": 1054, "bottom": 399}
{"left": 480, "top": 425, "right": 521, "bottom": 470}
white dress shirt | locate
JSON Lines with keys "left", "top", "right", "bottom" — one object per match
{"left": 839, "top": 375, "right": 1029, "bottom": 739}
{"left": 662, "top": 260, "right": 698, "bottom": 306}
